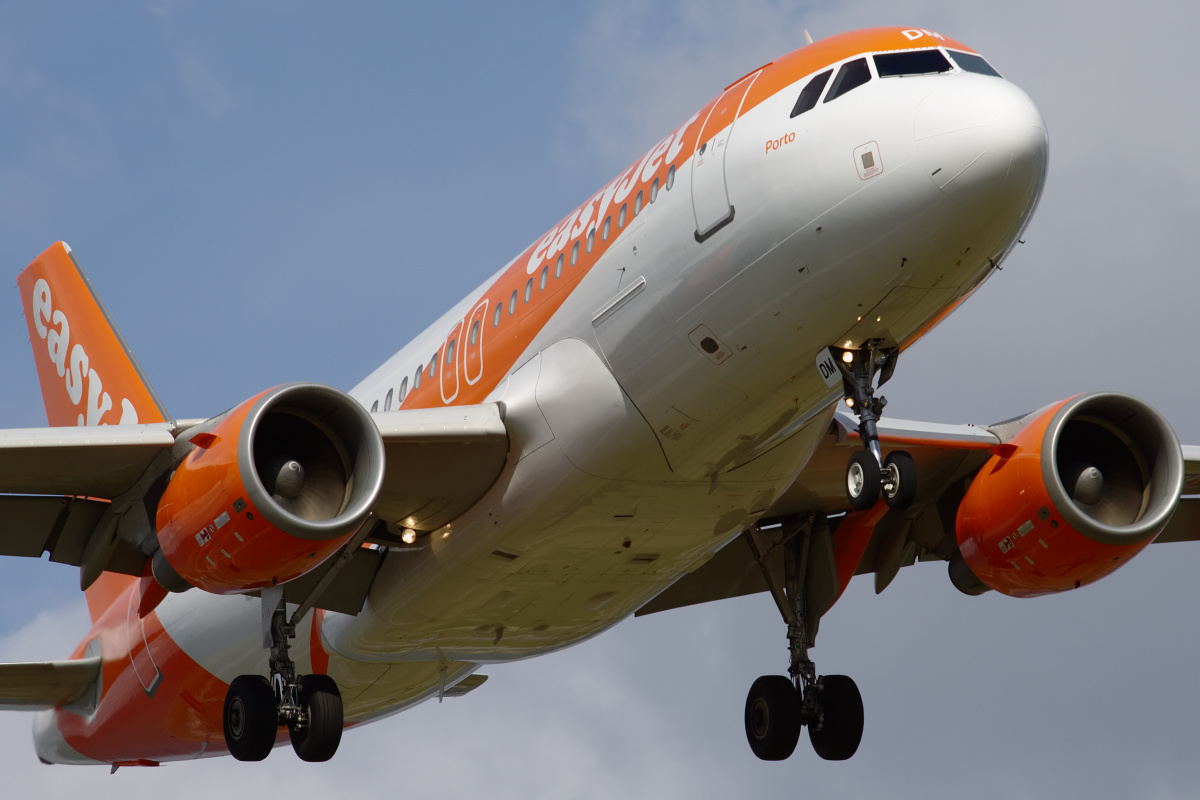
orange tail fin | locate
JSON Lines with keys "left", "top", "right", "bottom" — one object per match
{"left": 18, "top": 242, "right": 169, "bottom": 428}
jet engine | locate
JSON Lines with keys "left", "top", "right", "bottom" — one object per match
{"left": 950, "top": 393, "right": 1182, "bottom": 597}
{"left": 153, "top": 383, "right": 384, "bottom": 594}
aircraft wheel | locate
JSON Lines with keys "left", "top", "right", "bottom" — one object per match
{"left": 882, "top": 451, "right": 917, "bottom": 510}
{"left": 289, "top": 674, "right": 344, "bottom": 762}
{"left": 224, "top": 675, "right": 278, "bottom": 761}
{"left": 846, "top": 451, "right": 881, "bottom": 510}
{"left": 744, "top": 675, "right": 801, "bottom": 761}
{"left": 808, "top": 674, "right": 863, "bottom": 761}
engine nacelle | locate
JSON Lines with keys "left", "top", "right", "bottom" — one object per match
{"left": 953, "top": 393, "right": 1182, "bottom": 597}
{"left": 154, "top": 383, "right": 384, "bottom": 594}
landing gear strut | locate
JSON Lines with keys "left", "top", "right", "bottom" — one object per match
{"left": 223, "top": 591, "right": 343, "bottom": 762}
{"left": 834, "top": 340, "right": 916, "bottom": 511}
{"left": 742, "top": 516, "right": 864, "bottom": 761}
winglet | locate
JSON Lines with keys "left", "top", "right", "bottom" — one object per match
{"left": 17, "top": 242, "right": 169, "bottom": 427}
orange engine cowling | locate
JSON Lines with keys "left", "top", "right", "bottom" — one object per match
{"left": 951, "top": 393, "right": 1183, "bottom": 598}
{"left": 153, "top": 383, "right": 384, "bottom": 594}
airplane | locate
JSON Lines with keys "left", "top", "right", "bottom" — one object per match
{"left": 1, "top": 23, "right": 1193, "bottom": 769}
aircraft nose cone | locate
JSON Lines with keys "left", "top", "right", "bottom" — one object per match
{"left": 915, "top": 78, "right": 1048, "bottom": 217}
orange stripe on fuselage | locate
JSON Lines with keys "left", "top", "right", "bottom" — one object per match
{"left": 392, "top": 27, "right": 975, "bottom": 414}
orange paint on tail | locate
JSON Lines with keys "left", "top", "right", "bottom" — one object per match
{"left": 17, "top": 242, "right": 168, "bottom": 428}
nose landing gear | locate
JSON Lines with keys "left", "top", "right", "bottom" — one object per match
{"left": 222, "top": 590, "right": 344, "bottom": 762}
{"left": 742, "top": 516, "right": 865, "bottom": 762}
{"left": 834, "top": 340, "right": 916, "bottom": 511}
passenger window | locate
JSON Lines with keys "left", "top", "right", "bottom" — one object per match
{"left": 429, "top": 354, "right": 437, "bottom": 378}
{"left": 824, "top": 58, "right": 871, "bottom": 103}
{"left": 947, "top": 50, "right": 1001, "bottom": 77}
{"left": 602, "top": 216, "right": 611, "bottom": 240}
{"left": 650, "top": 177, "right": 659, "bottom": 203}
{"left": 414, "top": 366, "right": 422, "bottom": 389}
{"left": 445, "top": 338, "right": 456, "bottom": 365}
{"left": 586, "top": 226, "right": 595, "bottom": 253}
{"left": 399, "top": 376, "right": 408, "bottom": 401}
{"left": 555, "top": 253, "right": 564, "bottom": 278}
{"left": 469, "top": 320, "right": 480, "bottom": 345}
{"left": 791, "top": 69, "right": 832, "bottom": 117}
{"left": 874, "top": 49, "right": 951, "bottom": 77}
{"left": 619, "top": 203, "right": 627, "bottom": 228}
{"left": 634, "top": 190, "right": 643, "bottom": 216}
{"left": 524, "top": 278, "right": 533, "bottom": 303}
{"left": 571, "top": 241, "right": 579, "bottom": 266}
{"left": 539, "top": 265, "right": 548, "bottom": 291}
{"left": 384, "top": 388, "right": 393, "bottom": 411}
{"left": 371, "top": 400, "right": 379, "bottom": 412}
{"left": 509, "top": 290, "right": 517, "bottom": 314}
{"left": 666, "top": 165, "right": 675, "bottom": 190}
{"left": 493, "top": 302, "right": 502, "bottom": 327}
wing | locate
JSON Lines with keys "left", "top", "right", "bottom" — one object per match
{"left": 0, "top": 404, "right": 509, "bottom": 610}
{"left": 640, "top": 404, "right": 1200, "bottom": 616}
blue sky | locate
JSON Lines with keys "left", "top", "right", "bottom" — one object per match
{"left": 2, "top": 1, "right": 1200, "bottom": 797}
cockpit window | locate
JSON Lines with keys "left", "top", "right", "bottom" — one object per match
{"left": 823, "top": 58, "right": 871, "bottom": 103}
{"left": 874, "top": 49, "right": 951, "bottom": 77}
{"left": 947, "top": 50, "right": 1002, "bottom": 77}
{"left": 790, "top": 69, "right": 832, "bottom": 117}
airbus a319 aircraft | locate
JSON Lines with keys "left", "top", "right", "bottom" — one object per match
{"left": 2, "top": 25, "right": 1195, "bottom": 768}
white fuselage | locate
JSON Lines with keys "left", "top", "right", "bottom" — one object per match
{"left": 36, "top": 41, "right": 1048, "bottom": 761}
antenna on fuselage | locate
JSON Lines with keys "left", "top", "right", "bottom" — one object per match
{"left": 804, "top": 30, "right": 814, "bottom": 45}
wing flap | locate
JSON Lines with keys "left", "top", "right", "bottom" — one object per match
{"left": 0, "top": 495, "right": 145, "bottom": 576}
{"left": 0, "top": 657, "right": 101, "bottom": 711}
{"left": 372, "top": 404, "right": 509, "bottom": 530}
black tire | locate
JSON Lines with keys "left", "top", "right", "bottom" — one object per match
{"left": 224, "top": 675, "right": 278, "bottom": 761}
{"left": 808, "top": 674, "right": 864, "bottom": 761}
{"left": 289, "top": 674, "right": 344, "bottom": 762}
{"left": 744, "top": 675, "right": 801, "bottom": 761}
{"left": 882, "top": 451, "right": 917, "bottom": 510}
{"left": 846, "top": 450, "right": 881, "bottom": 510}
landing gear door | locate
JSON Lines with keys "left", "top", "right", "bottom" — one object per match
{"left": 691, "top": 70, "right": 760, "bottom": 240}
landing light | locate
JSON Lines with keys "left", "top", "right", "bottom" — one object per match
{"left": 841, "top": 351, "right": 854, "bottom": 364}
{"left": 401, "top": 528, "right": 417, "bottom": 545}
{"left": 845, "top": 398, "right": 855, "bottom": 408}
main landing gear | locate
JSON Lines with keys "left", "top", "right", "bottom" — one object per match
{"left": 223, "top": 592, "right": 344, "bottom": 762}
{"left": 742, "top": 516, "right": 864, "bottom": 761}
{"left": 835, "top": 340, "right": 916, "bottom": 512}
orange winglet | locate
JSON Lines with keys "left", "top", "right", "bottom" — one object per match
{"left": 17, "top": 242, "right": 168, "bottom": 427}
